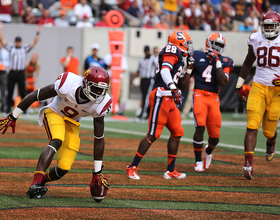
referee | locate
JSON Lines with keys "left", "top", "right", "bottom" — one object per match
{"left": 131, "top": 45, "right": 157, "bottom": 121}
{"left": 0, "top": 22, "right": 41, "bottom": 113}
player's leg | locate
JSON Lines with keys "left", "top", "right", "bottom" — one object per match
{"left": 27, "top": 109, "right": 65, "bottom": 198}
{"left": 164, "top": 105, "right": 185, "bottom": 179}
{"left": 262, "top": 87, "right": 280, "bottom": 161}
{"left": 126, "top": 90, "right": 167, "bottom": 179}
{"left": 192, "top": 91, "right": 208, "bottom": 172}
{"left": 242, "top": 82, "right": 266, "bottom": 179}
{"left": 204, "top": 95, "right": 221, "bottom": 169}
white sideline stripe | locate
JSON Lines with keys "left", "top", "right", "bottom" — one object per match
{"left": 19, "top": 115, "right": 279, "bottom": 154}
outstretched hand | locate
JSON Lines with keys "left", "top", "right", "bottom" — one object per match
{"left": 0, "top": 113, "right": 17, "bottom": 134}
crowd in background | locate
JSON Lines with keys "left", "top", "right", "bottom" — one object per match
{"left": 0, "top": 0, "right": 279, "bottom": 32}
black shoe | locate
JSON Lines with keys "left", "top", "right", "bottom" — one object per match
{"left": 26, "top": 183, "right": 48, "bottom": 199}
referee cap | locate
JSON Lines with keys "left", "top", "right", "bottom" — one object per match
{"left": 144, "top": 45, "right": 150, "bottom": 51}
{"left": 15, "top": 36, "right": 22, "bottom": 42}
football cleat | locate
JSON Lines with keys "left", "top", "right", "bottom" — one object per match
{"left": 194, "top": 161, "right": 205, "bottom": 172}
{"left": 26, "top": 183, "right": 48, "bottom": 199}
{"left": 126, "top": 165, "right": 140, "bottom": 180}
{"left": 203, "top": 145, "right": 212, "bottom": 169}
{"left": 241, "top": 166, "right": 253, "bottom": 180}
{"left": 164, "top": 169, "right": 186, "bottom": 179}
{"left": 266, "top": 140, "right": 276, "bottom": 161}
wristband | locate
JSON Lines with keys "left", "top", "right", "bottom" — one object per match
{"left": 36, "top": 32, "right": 40, "bottom": 35}
{"left": 216, "top": 60, "right": 222, "bottom": 69}
{"left": 236, "top": 76, "right": 245, "bottom": 89}
{"left": 12, "top": 107, "right": 23, "bottom": 119}
{"left": 94, "top": 160, "right": 103, "bottom": 173}
{"left": 186, "top": 69, "right": 192, "bottom": 74}
{"left": 168, "top": 83, "right": 176, "bottom": 90}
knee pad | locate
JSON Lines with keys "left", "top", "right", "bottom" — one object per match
{"left": 48, "top": 165, "right": 68, "bottom": 181}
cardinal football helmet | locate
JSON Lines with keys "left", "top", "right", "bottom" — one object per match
{"left": 168, "top": 30, "right": 194, "bottom": 57}
{"left": 205, "top": 32, "right": 226, "bottom": 55}
{"left": 83, "top": 66, "right": 110, "bottom": 104}
{"left": 260, "top": 11, "right": 280, "bottom": 39}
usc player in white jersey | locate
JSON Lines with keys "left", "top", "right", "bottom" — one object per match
{"left": 236, "top": 11, "right": 280, "bottom": 180}
{"left": 0, "top": 66, "right": 111, "bottom": 198}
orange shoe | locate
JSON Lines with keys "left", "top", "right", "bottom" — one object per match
{"left": 164, "top": 169, "right": 186, "bottom": 179}
{"left": 126, "top": 165, "right": 140, "bottom": 180}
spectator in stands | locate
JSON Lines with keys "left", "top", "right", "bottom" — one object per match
{"left": 220, "top": 15, "right": 236, "bottom": 31}
{"left": 60, "top": 46, "right": 80, "bottom": 75}
{"left": 0, "top": 0, "right": 12, "bottom": 23}
{"left": 155, "top": 13, "right": 169, "bottom": 29}
{"left": 270, "top": 0, "right": 280, "bottom": 13}
{"left": 127, "top": 0, "right": 142, "bottom": 18}
{"left": 247, "top": 10, "right": 260, "bottom": 32}
{"left": 151, "top": 0, "right": 162, "bottom": 15}
{"left": 142, "top": 9, "right": 160, "bottom": 28}
{"left": 54, "top": 10, "right": 70, "bottom": 27}
{"left": 37, "top": 0, "right": 56, "bottom": 11}
{"left": 37, "top": 9, "right": 55, "bottom": 26}
{"left": 163, "top": 0, "right": 181, "bottom": 28}
{"left": 74, "top": 0, "right": 93, "bottom": 20}
{"left": 76, "top": 14, "right": 93, "bottom": 27}
{"left": 173, "top": 14, "right": 190, "bottom": 30}
{"left": 210, "top": 16, "right": 221, "bottom": 31}
{"left": 231, "top": 0, "right": 253, "bottom": 30}
{"left": 22, "top": 6, "right": 37, "bottom": 24}
{"left": 210, "top": 0, "right": 221, "bottom": 15}
{"left": 84, "top": 43, "right": 107, "bottom": 72}
{"left": 185, "top": 3, "right": 204, "bottom": 30}
{"left": 220, "top": 0, "right": 235, "bottom": 20}
{"left": 238, "top": 17, "right": 254, "bottom": 32}
{"left": 117, "top": 0, "right": 133, "bottom": 12}
{"left": 202, "top": 3, "right": 217, "bottom": 30}
{"left": 11, "top": 0, "right": 26, "bottom": 23}
{"left": 99, "top": 0, "right": 112, "bottom": 14}
{"left": 61, "top": 0, "right": 78, "bottom": 13}
{"left": 94, "top": 10, "right": 109, "bottom": 27}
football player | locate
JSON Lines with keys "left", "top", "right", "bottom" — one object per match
{"left": 126, "top": 30, "right": 194, "bottom": 180}
{"left": 0, "top": 66, "right": 111, "bottom": 198}
{"left": 181, "top": 32, "right": 234, "bottom": 172}
{"left": 236, "top": 11, "right": 280, "bottom": 180}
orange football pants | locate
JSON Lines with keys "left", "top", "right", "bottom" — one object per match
{"left": 192, "top": 89, "right": 221, "bottom": 138}
{"left": 148, "top": 89, "right": 184, "bottom": 139}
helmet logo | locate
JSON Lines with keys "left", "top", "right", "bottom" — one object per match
{"left": 84, "top": 69, "right": 90, "bottom": 78}
{"left": 176, "top": 32, "right": 184, "bottom": 41}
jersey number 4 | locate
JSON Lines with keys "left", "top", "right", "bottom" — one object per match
{"left": 202, "top": 65, "right": 213, "bottom": 82}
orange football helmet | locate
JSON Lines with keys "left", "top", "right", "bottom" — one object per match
{"left": 205, "top": 32, "right": 226, "bottom": 55}
{"left": 168, "top": 30, "right": 194, "bottom": 57}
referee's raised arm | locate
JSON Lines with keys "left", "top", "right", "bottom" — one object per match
{"left": 30, "top": 26, "right": 41, "bottom": 49}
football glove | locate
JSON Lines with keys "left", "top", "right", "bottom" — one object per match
{"left": 0, "top": 113, "right": 17, "bottom": 134}
{"left": 272, "top": 74, "right": 280, "bottom": 86}
{"left": 171, "top": 89, "right": 184, "bottom": 106}
{"left": 206, "top": 51, "right": 220, "bottom": 62}
{"left": 236, "top": 86, "right": 248, "bottom": 103}
{"left": 91, "top": 168, "right": 109, "bottom": 190}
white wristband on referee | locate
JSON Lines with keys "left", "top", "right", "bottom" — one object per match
{"left": 216, "top": 61, "right": 222, "bottom": 69}
{"left": 12, "top": 107, "right": 23, "bottom": 119}
{"left": 236, "top": 76, "right": 245, "bottom": 88}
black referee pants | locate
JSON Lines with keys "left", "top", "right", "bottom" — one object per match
{"left": 7, "top": 70, "right": 26, "bottom": 112}
{"left": 139, "top": 78, "right": 154, "bottom": 119}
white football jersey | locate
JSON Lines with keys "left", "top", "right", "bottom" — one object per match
{"left": 38, "top": 72, "right": 112, "bottom": 126}
{"left": 249, "top": 32, "right": 280, "bottom": 86}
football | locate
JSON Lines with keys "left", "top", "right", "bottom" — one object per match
{"left": 90, "top": 181, "right": 108, "bottom": 203}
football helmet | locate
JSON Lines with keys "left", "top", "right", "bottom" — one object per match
{"left": 83, "top": 66, "right": 110, "bottom": 103}
{"left": 168, "top": 30, "right": 194, "bottom": 57}
{"left": 205, "top": 32, "right": 226, "bottom": 55}
{"left": 260, "top": 11, "right": 280, "bottom": 39}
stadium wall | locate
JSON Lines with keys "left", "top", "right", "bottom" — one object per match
{"left": 2, "top": 24, "right": 253, "bottom": 111}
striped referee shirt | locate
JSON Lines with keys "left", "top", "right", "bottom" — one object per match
{"left": 5, "top": 42, "right": 31, "bottom": 71}
{"left": 138, "top": 54, "right": 157, "bottom": 79}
